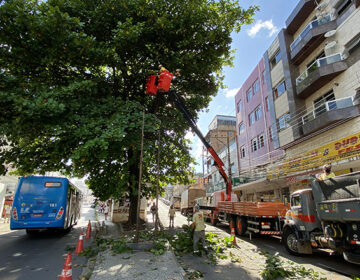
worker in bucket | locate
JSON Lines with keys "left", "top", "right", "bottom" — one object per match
{"left": 318, "top": 164, "right": 336, "bottom": 180}
{"left": 191, "top": 204, "right": 207, "bottom": 254}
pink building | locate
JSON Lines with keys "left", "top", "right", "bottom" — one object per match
{"left": 235, "top": 58, "right": 283, "bottom": 178}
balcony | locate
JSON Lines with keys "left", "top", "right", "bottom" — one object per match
{"left": 286, "top": 0, "right": 319, "bottom": 35}
{"left": 296, "top": 53, "right": 348, "bottom": 98}
{"left": 301, "top": 96, "right": 360, "bottom": 135}
{"left": 290, "top": 14, "right": 337, "bottom": 65}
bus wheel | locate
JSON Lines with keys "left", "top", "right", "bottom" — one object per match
{"left": 26, "top": 229, "right": 40, "bottom": 236}
{"left": 63, "top": 226, "right": 72, "bottom": 234}
{"left": 236, "top": 216, "right": 247, "bottom": 236}
{"left": 283, "top": 228, "right": 300, "bottom": 256}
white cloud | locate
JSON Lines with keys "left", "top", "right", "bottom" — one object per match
{"left": 247, "top": 19, "right": 279, "bottom": 38}
{"left": 225, "top": 88, "right": 240, "bottom": 98}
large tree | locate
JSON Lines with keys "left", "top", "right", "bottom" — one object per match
{"left": 0, "top": 0, "right": 257, "bottom": 223}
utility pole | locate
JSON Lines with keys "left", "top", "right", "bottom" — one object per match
{"left": 135, "top": 111, "right": 145, "bottom": 243}
{"left": 155, "top": 129, "right": 160, "bottom": 233}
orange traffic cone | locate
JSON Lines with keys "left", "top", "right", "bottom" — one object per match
{"left": 75, "top": 232, "right": 84, "bottom": 255}
{"left": 85, "top": 220, "right": 91, "bottom": 239}
{"left": 59, "top": 252, "right": 72, "bottom": 280}
{"left": 231, "top": 228, "right": 237, "bottom": 246}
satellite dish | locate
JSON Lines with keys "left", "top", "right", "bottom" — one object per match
{"left": 325, "top": 30, "right": 337, "bottom": 38}
{"left": 325, "top": 41, "right": 337, "bottom": 50}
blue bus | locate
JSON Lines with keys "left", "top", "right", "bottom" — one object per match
{"left": 11, "top": 176, "right": 82, "bottom": 234}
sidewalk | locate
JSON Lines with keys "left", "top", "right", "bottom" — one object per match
{"left": 0, "top": 220, "right": 11, "bottom": 235}
{"left": 89, "top": 204, "right": 187, "bottom": 280}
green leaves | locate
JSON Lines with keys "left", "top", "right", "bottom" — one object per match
{"left": 0, "top": 0, "right": 256, "bottom": 216}
{"left": 260, "top": 251, "right": 328, "bottom": 280}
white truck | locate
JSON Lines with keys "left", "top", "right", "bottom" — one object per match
{"left": 180, "top": 188, "right": 206, "bottom": 216}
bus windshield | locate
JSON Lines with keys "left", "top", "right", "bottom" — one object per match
{"left": 19, "top": 180, "right": 63, "bottom": 196}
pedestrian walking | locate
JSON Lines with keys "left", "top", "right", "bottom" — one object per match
{"left": 168, "top": 205, "right": 176, "bottom": 228}
{"left": 104, "top": 202, "right": 109, "bottom": 221}
{"left": 4, "top": 206, "right": 11, "bottom": 223}
{"left": 191, "top": 204, "right": 207, "bottom": 253}
{"left": 150, "top": 202, "right": 157, "bottom": 223}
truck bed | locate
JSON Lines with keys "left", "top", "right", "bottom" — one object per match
{"left": 218, "top": 201, "right": 289, "bottom": 218}
{"left": 311, "top": 172, "right": 360, "bottom": 222}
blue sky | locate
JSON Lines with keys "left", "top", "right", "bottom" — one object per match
{"left": 189, "top": 0, "right": 299, "bottom": 173}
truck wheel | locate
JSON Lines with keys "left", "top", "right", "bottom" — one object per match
{"left": 236, "top": 216, "right": 247, "bottom": 236}
{"left": 210, "top": 213, "right": 218, "bottom": 226}
{"left": 283, "top": 228, "right": 301, "bottom": 256}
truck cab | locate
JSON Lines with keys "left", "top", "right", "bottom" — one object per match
{"left": 282, "top": 173, "right": 360, "bottom": 264}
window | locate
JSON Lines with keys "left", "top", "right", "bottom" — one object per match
{"left": 258, "top": 133, "right": 265, "bottom": 148}
{"left": 346, "top": 33, "right": 360, "bottom": 55}
{"left": 262, "top": 71, "right": 266, "bottom": 84}
{"left": 270, "top": 50, "right": 282, "bottom": 69}
{"left": 249, "top": 111, "right": 255, "bottom": 125}
{"left": 278, "top": 113, "right": 291, "bottom": 130}
{"left": 237, "top": 100, "right": 242, "bottom": 113}
{"left": 247, "top": 88, "right": 253, "bottom": 102}
{"left": 239, "top": 122, "right": 245, "bottom": 134}
{"left": 269, "top": 126, "right": 276, "bottom": 141}
{"left": 273, "top": 81, "right": 286, "bottom": 99}
{"left": 335, "top": 0, "right": 352, "bottom": 16}
{"left": 251, "top": 138, "right": 258, "bottom": 152}
{"left": 265, "top": 97, "right": 270, "bottom": 112}
{"left": 255, "top": 105, "right": 263, "bottom": 121}
{"left": 240, "top": 146, "right": 246, "bottom": 158}
{"left": 291, "top": 195, "right": 302, "bottom": 207}
{"left": 314, "top": 90, "right": 335, "bottom": 116}
{"left": 253, "top": 79, "right": 260, "bottom": 94}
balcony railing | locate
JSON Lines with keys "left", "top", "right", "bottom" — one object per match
{"left": 296, "top": 53, "right": 344, "bottom": 85}
{"left": 302, "top": 96, "right": 355, "bottom": 124}
{"left": 290, "top": 14, "right": 333, "bottom": 52}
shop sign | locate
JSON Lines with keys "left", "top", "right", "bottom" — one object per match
{"left": 268, "top": 132, "right": 360, "bottom": 179}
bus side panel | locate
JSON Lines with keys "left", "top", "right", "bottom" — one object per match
{"left": 66, "top": 186, "right": 82, "bottom": 228}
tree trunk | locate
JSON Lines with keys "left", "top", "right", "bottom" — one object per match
{"left": 128, "top": 187, "right": 138, "bottom": 225}
{"left": 128, "top": 148, "right": 140, "bottom": 225}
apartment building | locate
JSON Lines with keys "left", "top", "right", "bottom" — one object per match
{"left": 265, "top": 0, "right": 360, "bottom": 193}
{"left": 202, "top": 115, "right": 238, "bottom": 193}
{"left": 234, "top": 59, "right": 284, "bottom": 176}
{"left": 231, "top": 59, "right": 286, "bottom": 201}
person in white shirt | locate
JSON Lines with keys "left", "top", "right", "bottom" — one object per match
{"left": 104, "top": 203, "right": 109, "bottom": 221}
{"left": 191, "top": 204, "right": 207, "bottom": 253}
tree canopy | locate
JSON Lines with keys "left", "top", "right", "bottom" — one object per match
{"left": 0, "top": 0, "right": 257, "bottom": 223}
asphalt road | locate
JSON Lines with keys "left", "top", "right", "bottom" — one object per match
{"left": 0, "top": 205, "right": 95, "bottom": 280}
{"left": 157, "top": 200, "right": 360, "bottom": 279}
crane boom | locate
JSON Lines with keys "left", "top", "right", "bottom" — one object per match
{"left": 169, "top": 90, "right": 232, "bottom": 201}
{"left": 145, "top": 69, "right": 232, "bottom": 201}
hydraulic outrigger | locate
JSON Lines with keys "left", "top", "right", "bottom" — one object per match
{"left": 145, "top": 69, "right": 232, "bottom": 201}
